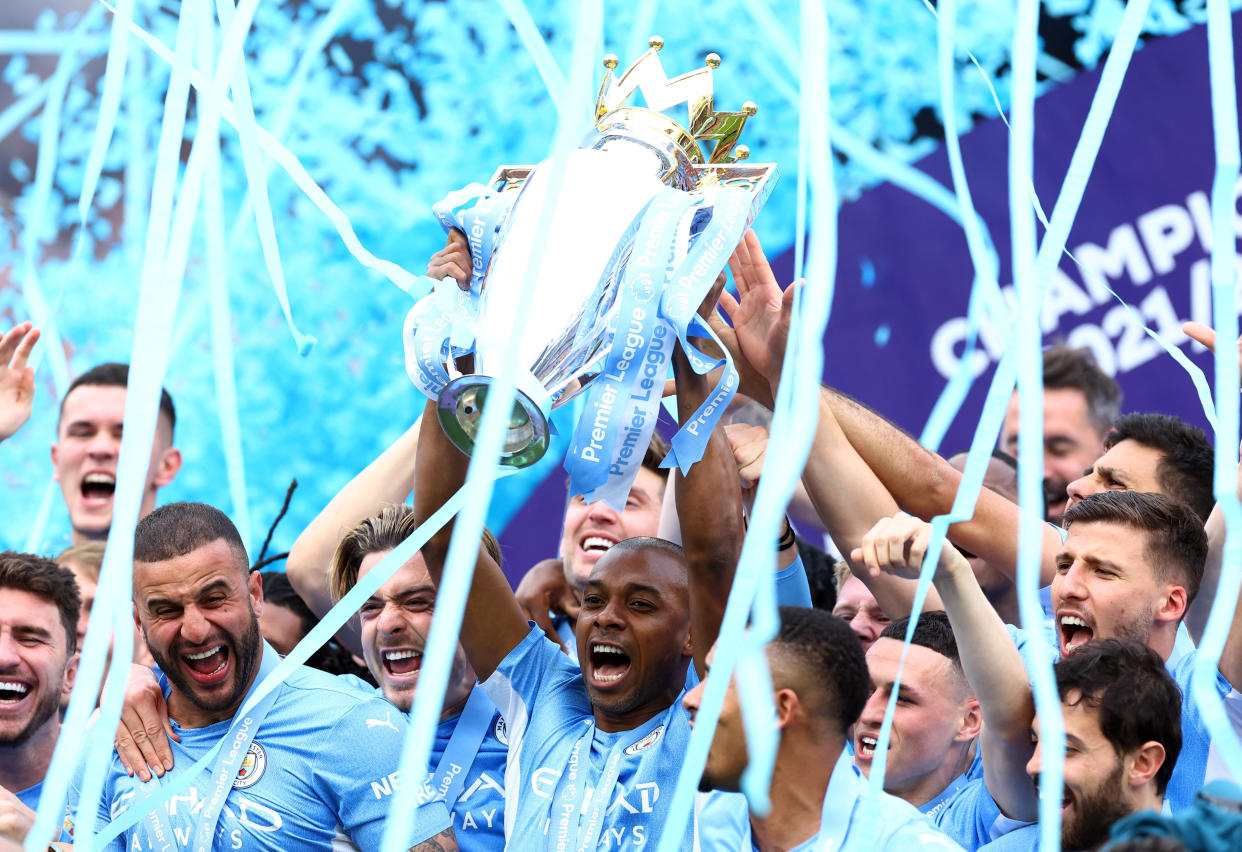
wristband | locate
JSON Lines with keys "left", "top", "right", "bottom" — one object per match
{"left": 777, "top": 517, "right": 797, "bottom": 551}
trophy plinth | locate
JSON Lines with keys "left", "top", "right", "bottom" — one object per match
{"left": 437, "top": 375, "right": 550, "bottom": 468}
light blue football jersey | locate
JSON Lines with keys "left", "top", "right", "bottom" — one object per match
{"left": 431, "top": 701, "right": 509, "bottom": 849}
{"left": 96, "top": 644, "right": 451, "bottom": 850}
{"left": 18, "top": 779, "right": 76, "bottom": 844}
{"left": 483, "top": 626, "right": 694, "bottom": 850}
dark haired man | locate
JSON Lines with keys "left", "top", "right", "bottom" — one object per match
{"left": 978, "top": 640, "right": 1183, "bottom": 852}
{"left": 0, "top": 551, "right": 79, "bottom": 849}
{"left": 999, "top": 344, "right": 1122, "bottom": 524}
{"left": 52, "top": 361, "right": 182, "bottom": 544}
{"left": 684, "top": 606, "right": 965, "bottom": 851}
{"left": 411, "top": 331, "right": 743, "bottom": 848}
{"left": 98, "top": 501, "right": 456, "bottom": 850}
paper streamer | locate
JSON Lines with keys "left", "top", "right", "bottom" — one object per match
{"left": 104, "top": 4, "right": 421, "bottom": 294}
{"left": 657, "top": 0, "right": 837, "bottom": 842}
{"left": 41, "top": 1, "right": 204, "bottom": 846}
{"left": 1191, "top": 0, "right": 1242, "bottom": 790}
{"left": 76, "top": 0, "right": 134, "bottom": 239}
{"left": 200, "top": 2, "right": 252, "bottom": 548}
{"left": 380, "top": 2, "right": 602, "bottom": 848}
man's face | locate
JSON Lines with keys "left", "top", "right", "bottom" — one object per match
{"left": 1002, "top": 388, "right": 1106, "bottom": 524}
{"left": 576, "top": 547, "right": 691, "bottom": 725}
{"left": 1052, "top": 521, "right": 1177, "bottom": 659}
{"left": 134, "top": 539, "right": 263, "bottom": 726}
{"left": 1029, "top": 697, "right": 1135, "bottom": 851}
{"left": 52, "top": 385, "right": 181, "bottom": 539}
{"left": 559, "top": 467, "right": 664, "bottom": 590}
{"left": 854, "top": 638, "right": 977, "bottom": 802}
{"left": 832, "top": 577, "right": 890, "bottom": 652}
{"left": 1064, "top": 439, "right": 1166, "bottom": 517}
{"left": 682, "top": 644, "right": 747, "bottom": 793}
{"left": 0, "top": 589, "right": 77, "bottom": 746}
{"left": 356, "top": 551, "right": 474, "bottom": 715}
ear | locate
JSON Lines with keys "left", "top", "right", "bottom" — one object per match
{"left": 62, "top": 652, "right": 79, "bottom": 697}
{"left": 151, "top": 446, "right": 182, "bottom": 488}
{"left": 1155, "top": 584, "right": 1187, "bottom": 625}
{"left": 774, "top": 688, "right": 801, "bottom": 731}
{"left": 50, "top": 443, "right": 60, "bottom": 481}
{"left": 1127, "top": 740, "right": 1166, "bottom": 790}
{"left": 249, "top": 569, "right": 264, "bottom": 618}
{"left": 955, "top": 697, "right": 983, "bottom": 742}
{"left": 680, "top": 626, "right": 694, "bottom": 659}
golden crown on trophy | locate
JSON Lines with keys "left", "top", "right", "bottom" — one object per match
{"left": 595, "top": 36, "right": 757, "bottom": 166}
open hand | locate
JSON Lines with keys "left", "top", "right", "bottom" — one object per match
{"left": 0, "top": 322, "right": 39, "bottom": 442}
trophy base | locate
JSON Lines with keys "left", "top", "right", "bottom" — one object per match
{"left": 437, "top": 376, "right": 550, "bottom": 468}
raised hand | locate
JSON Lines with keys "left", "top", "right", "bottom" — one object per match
{"left": 0, "top": 322, "right": 39, "bottom": 442}
{"left": 851, "top": 511, "right": 969, "bottom": 583}
{"left": 717, "top": 230, "right": 796, "bottom": 404}
{"left": 427, "top": 229, "right": 473, "bottom": 290}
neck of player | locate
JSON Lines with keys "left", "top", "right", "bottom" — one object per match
{"left": 0, "top": 715, "right": 61, "bottom": 793}
{"left": 592, "top": 681, "right": 685, "bottom": 734}
{"left": 749, "top": 737, "right": 844, "bottom": 852}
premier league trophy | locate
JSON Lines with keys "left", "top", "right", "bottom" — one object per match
{"left": 404, "top": 37, "right": 778, "bottom": 508}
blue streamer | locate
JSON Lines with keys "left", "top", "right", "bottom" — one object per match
{"left": 1191, "top": 0, "right": 1242, "bottom": 789}
{"left": 42, "top": 2, "right": 204, "bottom": 846}
{"left": 658, "top": 0, "right": 837, "bottom": 842}
{"left": 495, "top": 0, "right": 570, "bottom": 122}
{"left": 76, "top": 0, "right": 134, "bottom": 240}
{"left": 105, "top": 6, "right": 421, "bottom": 293}
{"left": 199, "top": 5, "right": 252, "bottom": 549}
{"left": 380, "top": 2, "right": 602, "bottom": 848}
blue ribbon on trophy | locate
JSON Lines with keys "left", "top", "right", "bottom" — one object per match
{"left": 402, "top": 39, "right": 779, "bottom": 502}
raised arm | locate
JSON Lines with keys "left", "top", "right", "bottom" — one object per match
{"left": 286, "top": 420, "right": 421, "bottom": 623}
{"left": 672, "top": 343, "right": 746, "bottom": 678}
{"left": 412, "top": 396, "right": 529, "bottom": 681}
{"left": 854, "top": 512, "right": 1037, "bottom": 821}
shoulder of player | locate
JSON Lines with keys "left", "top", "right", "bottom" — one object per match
{"left": 275, "top": 667, "right": 399, "bottom": 725}
{"left": 869, "top": 797, "right": 965, "bottom": 852}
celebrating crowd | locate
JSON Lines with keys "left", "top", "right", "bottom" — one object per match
{"left": 2, "top": 228, "right": 1241, "bottom": 852}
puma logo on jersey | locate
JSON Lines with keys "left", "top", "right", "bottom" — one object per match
{"left": 366, "top": 712, "right": 400, "bottom": 733}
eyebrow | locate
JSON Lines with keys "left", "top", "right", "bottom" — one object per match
{"left": 13, "top": 624, "right": 54, "bottom": 641}
{"left": 145, "top": 579, "right": 233, "bottom": 610}
{"left": 584, "top": 581, "right": 665, "bottom": 598}
{"left": 1093, "top": 464, "right": 1132, "bottom": 486}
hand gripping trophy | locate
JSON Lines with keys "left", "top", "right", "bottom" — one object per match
{"left": 403, "top": 37, "right": 778, "bottom": 509}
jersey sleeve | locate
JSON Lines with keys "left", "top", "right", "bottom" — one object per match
{"left": 310, "top": 695, "right": 449, "bottom": 850}
{"left": 932, "top": 779, "right": 1031, "bottom": 850}
{"left": 480, "top": 624, "right": 590, "bottom": 743}
{"left": 775, "top": 552, "right": 813, "bottom": 608}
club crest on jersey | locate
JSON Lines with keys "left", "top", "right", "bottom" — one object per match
{"left": 494, "top": 715, "right": 508, "bottom": 746}
{"left": 233, "top": 742, "right": 267, "bottom": 789}
{"left": 624, "top": 725, "right": 664, "bottom": 755}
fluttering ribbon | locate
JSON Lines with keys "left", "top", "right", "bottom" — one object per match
{"left": 1191, "top": 0, "right": 1242, "bottom": 792}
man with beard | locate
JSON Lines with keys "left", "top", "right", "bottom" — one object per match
{"left": 979, "top": 640, "right": 1182, "bottom": 852}
{"left": 683, "top": 606, "right": 965, "bottom": 851}
{"left": 411, "top": 328, "right": 743, "bottom": 849}
{"left": 97, "top": 501, "right": 457, "bottom": 851}
{"left": 998, "top": 345, "right": 1122, "bottom": 525}
{"left": 0, "top": 552, "right": 79, "bottom": 849}
{"left": 327, "top": 504, "right": 509, "bottom": 851}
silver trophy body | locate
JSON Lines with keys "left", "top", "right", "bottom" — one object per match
{"left": 436, "top": 43, "right": 777, "bottom": 468}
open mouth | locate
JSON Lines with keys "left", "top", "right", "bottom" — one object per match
{"left": 589, "top": 642, "right": 632, "bottom": 687}
{"left": 80, "top": 472, "right": 117, "bottom": 505}
{"left": 182, "top": 644, "right": 229, "bottom": 683}
{"left": 382, "top": 649, "right": 423, "bottom": 677}
{"left": 856, "top": 734, "right": 886, "bottom": 759}
{"left": 580, "top": 535, "right": 618, "bottom": 557}
{"left": 1059, "top": 615, "right": 1095, "bottom": 654}
{"left": 0, "top": 680, "right": 30, "bottom": 707}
